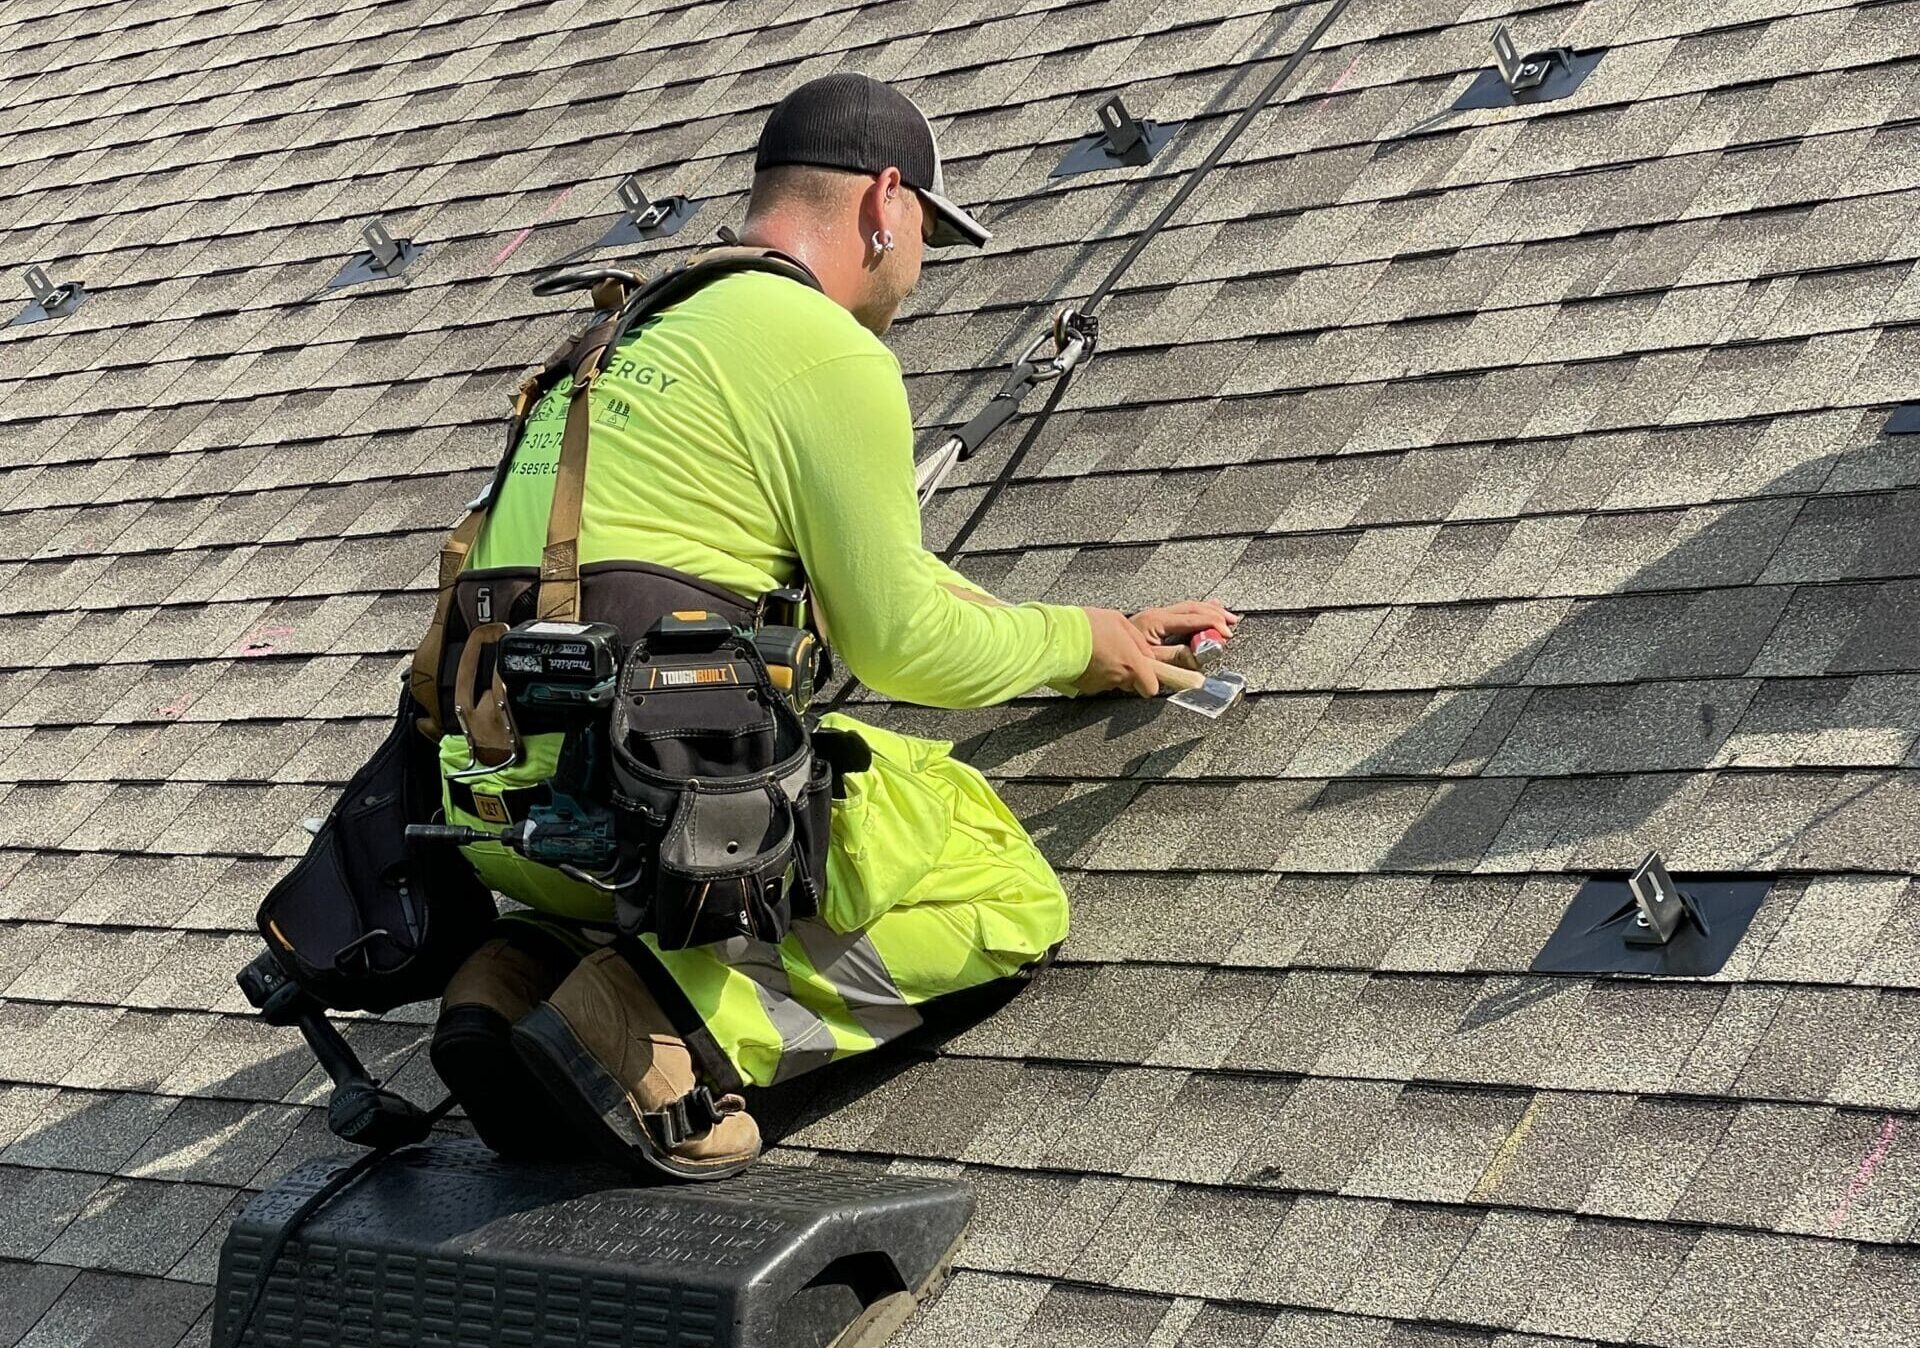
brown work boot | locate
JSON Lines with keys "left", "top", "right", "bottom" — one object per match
{"left": 430, "top": 925, "right": 582, "bottom": 1160}
{"left": 511, "top": 947, "right": 760, "bottom": 1180}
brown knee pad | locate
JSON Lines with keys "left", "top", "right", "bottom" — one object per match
{"left": 430, "top": 922, "right": 584, "bottom": 1159}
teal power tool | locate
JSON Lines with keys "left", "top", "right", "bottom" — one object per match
{"left": 407, "top": 621, "right": 623, "bottom": 880}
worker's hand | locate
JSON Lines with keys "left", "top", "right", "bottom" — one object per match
{"left": 1129, "top": 600, "right": 1240, "bottom": 662}
{"left": 1076, "top": 607, "right": 1165, "bottom": 697}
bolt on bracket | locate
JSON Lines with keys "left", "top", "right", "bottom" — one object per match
{"left": 11, "top": 265, "right": 86, "bottom": 326}
{"left": 1052, "top": 94, "right": 1183, "bottom": 178}
{"left": 1453, "top": 24, "right": 1606, "bottom": 111}
{"left": 599, "top": 177, "right": 700, "bottom": 248}
{"left": 329, "top": 219, "right": 420, "bottom": 289}
{"left": 1623, "top": 853, "right": 1699, "bottom": 947}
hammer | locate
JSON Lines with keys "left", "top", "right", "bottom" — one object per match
{"left": 1152, "top": 659, "right": 1246, "bottom": 718}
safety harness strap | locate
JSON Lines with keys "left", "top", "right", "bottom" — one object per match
{"left": 408, "top": 506, "right": 489, "bottom": 738}
{"left": 538, "top": 319, "right": 617, "bottom": 622}
{"left": 410, "top": 375, "right": 546, "bottom": 739}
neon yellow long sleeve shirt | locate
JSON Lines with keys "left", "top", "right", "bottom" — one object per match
{"left": 466, "top": 269, "right": 1091, "bottom": 707}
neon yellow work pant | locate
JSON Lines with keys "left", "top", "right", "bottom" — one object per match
{"left": 444, "top": 714, "right": 1069, "bottom": 1088}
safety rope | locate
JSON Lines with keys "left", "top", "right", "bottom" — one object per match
{"left": 823, "top": 0, "right": 1356, "bottom": 715}
{"left": 938, "top": 0, "right": 1358, "bottom": 557}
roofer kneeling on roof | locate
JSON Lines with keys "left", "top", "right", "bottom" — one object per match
{"left": 318, "top": 74, "right": 1236, "bottom": 1181}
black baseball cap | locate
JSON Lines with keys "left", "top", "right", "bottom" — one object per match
{"left": 754, "top": 72, "right": 990, "bottom": 249}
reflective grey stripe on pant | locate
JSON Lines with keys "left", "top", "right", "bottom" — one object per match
{"left": 791, "top": 920, "right": 923, "bottom": 1052}
{"left": 709, "top": 922, "right": 923, "bottom": 1084}
{"left": 707, "top": 933, "right": 843, "bottom": 1084}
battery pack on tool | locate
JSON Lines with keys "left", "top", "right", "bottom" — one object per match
{"left": 753, "top": 626, "right": 819, "bottom": 711}
{"left": 496, "top": 621, "right": 620, "bottom": 732}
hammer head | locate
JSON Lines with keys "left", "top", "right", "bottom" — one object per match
{"left": 1166, "top": 670, "right": 1246, "bottom": 718}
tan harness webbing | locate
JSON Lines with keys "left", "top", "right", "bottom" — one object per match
{"left": 537, "top": 321, "right": 616, "bottom": 623}
{"left": 408, "top": 373, "right": 541, "bottom": 738}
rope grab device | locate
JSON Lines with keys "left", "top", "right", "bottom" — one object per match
{"left": 913, "top": 306, "right": 1099, "bottom": 505}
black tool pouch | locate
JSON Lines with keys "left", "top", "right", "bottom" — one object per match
{"left": 257, "top": 684, "right": 497, "bottom": 1013}
{"left": 608, "top": 619, "right": 829, "bottom": 949}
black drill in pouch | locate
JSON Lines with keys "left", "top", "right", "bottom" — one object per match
{"left": 607, "top": 613, "right": 834, "bottom": 949}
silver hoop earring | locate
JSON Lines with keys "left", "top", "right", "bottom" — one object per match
{"left": 871, "top": 229, "right": 895, "bottom": 254}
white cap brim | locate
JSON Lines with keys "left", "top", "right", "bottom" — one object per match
{"left": 914, "top": 101, "right": 990, "bottom": 249}
{"left": 919, "top": 186, "right": 991, "bottom": 248}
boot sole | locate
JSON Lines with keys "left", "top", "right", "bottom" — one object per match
{"left": 511, "top": 1003, "right": 760, "bottom": 1183}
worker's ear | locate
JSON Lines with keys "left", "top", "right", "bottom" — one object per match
{"left": 860, "top": 167, "right": 911, "bottom": 247}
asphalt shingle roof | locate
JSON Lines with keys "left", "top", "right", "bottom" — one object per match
{"left": 2, "top": 0, "right": 1919, "bottom": 1344}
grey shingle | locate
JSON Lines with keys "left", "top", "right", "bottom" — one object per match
{"left": 10, "top": 1269, "right": 210, "bottom": 1348}
{"left": 0, "top": 1258, "right": 77, "bottom": 1344}
{"left": 0, "top": 1088, "right": 176, "bottom": 1175}
{"left": 1238, "top": 1194, "right": 1384, "bottom": 1311}
{"left": 1816, "top": 1247, "right": 1920, "bottom": 1348}
{"left": 1635, "top": 1230, "right": 1854, "bottom": 1348}
{"left": 1516, "top": 1219, "right": 1699, "bottom": 1342}
{"left": 0, "top": 1164, "right": 102, "bottom": 1261}
{"left": 1579, "top": 1097, "right": 1736, "bottom": 1225}
{"left": 1344, "top": 1086, "right": 1531, "bottom": 1204}
{"left": 1337, "top": 1204, "right": 1482, "bottom": 1320}
{"left": 1235, "top": 1076, "right": 1400, "bottom": 1193}
{"left": 898, "top": 1270, "right": 1049, "bottom": 1348}
{"left": 1019, "top": 1282, "right": 1171, "bottom": 1348}
{"left": 9, "top": 0, "right": 1920, "bottom": 1335}
{"left": 1830, "top": 991, "right": 1920, "bottom": 1111}
{"left": 40, "top": 1175, "right": 255, "bottom": 1276}
{"left": 1427, "top": 1209, "right": 1576, "bottom": 1331}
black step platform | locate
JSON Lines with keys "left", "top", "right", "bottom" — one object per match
{"left": 214, "top": 1140, "right": 973, "bottom": 1348}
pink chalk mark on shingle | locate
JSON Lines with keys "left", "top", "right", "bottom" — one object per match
{"left": 492, "top": 183, "right": 579, "bottom": 270}
{"left": 1826, "top": 1115, "right": 1901, "bottom": 1234}
{"left": 1312, "top": 53, "right": 1362, "bottom": 116}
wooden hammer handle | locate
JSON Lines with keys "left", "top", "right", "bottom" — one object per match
{"left": 1151, "top": 659, "right": 1207, "bottom": 693}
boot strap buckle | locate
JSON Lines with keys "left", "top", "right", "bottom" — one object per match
{"left": 646, "top": 1084, "right": 721, "bottom": 1148}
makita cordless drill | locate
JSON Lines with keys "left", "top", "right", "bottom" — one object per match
{"left": 406, "top": 621, "right": 622, "bottom": 877}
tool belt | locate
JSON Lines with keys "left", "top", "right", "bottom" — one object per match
{"left": 255, "top": 682, "right": 497, "bottom": 1014}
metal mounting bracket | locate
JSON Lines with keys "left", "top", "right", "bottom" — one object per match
{"left": 1531, "top": 852, "right": 1772, "bottom": 977}
{"left": 1623, "top": 852, "right": 1695, "bottom": 946}
{"left": 1453, "top": 25, "right": 1605, "bottom": 110}
{"left": 1052, "top": 94, "right": 1183, "bottom": 178}
{"left": 598, "top": 176, "right": 700, "bottom": 248}
{"left": 328, "top": 220, "right": 420, "bottom": 289}
{"left": 1888, "top": 404, "right": 1920, "bottom": 434}
{"left": 11, "top": 265, "right": 86, "bottom": 326}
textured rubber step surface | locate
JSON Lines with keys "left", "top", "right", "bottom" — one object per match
{"left": 214, "top": 1138, "right": 974, "bottom": 1348}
